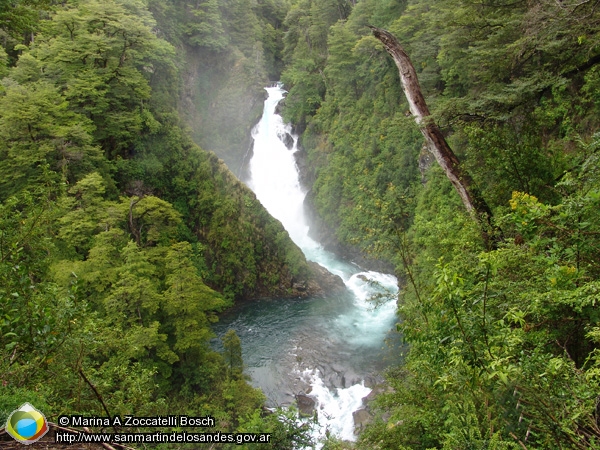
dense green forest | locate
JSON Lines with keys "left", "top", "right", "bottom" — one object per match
{"left": 279, "top": 0, "right": 600, "bottom": 448}
{"left": 2, "top": 0, "right": 600, "bottom": 448}
{"left": 0, "top": 0, "right": 321, "bottom": 448}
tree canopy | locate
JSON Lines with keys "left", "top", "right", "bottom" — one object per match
{"left": 280, "top": 0, "right": 600, "bottom": 448}
{"left": 2, "top": 0, "right": 600, "bottom": 447}
{"left": 0, "top": 1, "right": 319, "bottom": 447}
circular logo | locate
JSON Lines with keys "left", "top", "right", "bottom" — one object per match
{"left": 6, "top": 403, "right": 49, "bottom": 445}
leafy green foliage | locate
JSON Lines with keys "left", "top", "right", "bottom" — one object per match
{"left": 356, "top": 153, "right": 600, "bottom": 448}
{"left": 0, "top": 0, "right": 322, "bottom": 441}
{"left": 0, "top": 81, "right": 102, "bottom": 198}
{"left": 238, "top": 407, "right": 316, "bottom": 449}
{"left": 0, "top": 0, "right": 52, "bottom": 64}
{"left": 222, "top": 329, "right": 243, "bottom": 380}
{"left": 184, "top": 0, "right": 229, "bottom": 52}
{"left": 280, "top": 0, "right": 600, "bottom": 448}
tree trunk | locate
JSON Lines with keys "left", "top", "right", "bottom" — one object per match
{"left": 370, "top": 26, "right": 494, "bottom": 229}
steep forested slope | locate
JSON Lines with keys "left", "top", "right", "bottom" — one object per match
{"left": 281, "top": 0, "right": 600, "bottom": 448}
{"left": 0, "top": 0, "right": 319, "bottom": 445}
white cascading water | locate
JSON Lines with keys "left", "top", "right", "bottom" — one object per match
{"left": 244, "top": 85, "right": 399, "bottom": 444}
{"left": 247, "top": 87, "right": 318, "bottom": 254}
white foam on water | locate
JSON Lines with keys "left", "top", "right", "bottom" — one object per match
{"left": 337, "top": 271, "right": 399, "bottom": 346}
{"left": 298, "top": 368, "right": 371, "bottom": 445}
{"left": 248, "top": 87, "right": 320, "bottom": 255}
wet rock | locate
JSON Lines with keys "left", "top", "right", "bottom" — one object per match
{"left": 363, "top": 383, "right": 387, "bottom": 404}
{"left": 346, "top": 372, "right": 362, "bottom": 387}
{"left": 286, "top": 261, "right": 343, "bottom": 298}
{"left": 324, "top": 368, "right": 361, "bottom": 389}
{"left": 238, "top": 140, "right": 254, "bottom": 182}
{"left": 331, "top": 364, "right": 345, "bottom": 373}
{"left": 277, "top": 131, "right": 294, "bottom": 149}
{"left": 262, "top": 406, "right": 275, "bottom": 415}
{"left": 292, "top": 281, "right": 307, "bottom": 292}
{"left": 353, "top": 408, "right": 372, "bottom": 431}
{"left": 305, "top": 261, "right": 346, "bottom": 296}
{"left": 275, "top": 98, "right": 285, "bottom": 116}
{"left": 363, "top": 374, "right": 384, "bottom": 389}
{"left": 327, "top": 373, "right": 341, "bottom": 389}
{"left": 296, "top": 393, "right": 316, "bottom": 416}
{"left": 359, "top": 382, "right": 394, "bottom": 426}
{"left": 293, "top": 145, "right": 315, "bottom": 188}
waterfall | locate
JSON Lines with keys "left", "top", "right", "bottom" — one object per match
{"left": 247, "top": 86, "right": 318, "bottom": 254}
{"left": 227, "top": 85, "right": 399, "bottom": 444}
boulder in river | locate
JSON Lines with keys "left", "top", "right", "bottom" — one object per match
{"left": 296, "top": 393, "right": 316, "bottom": 416}
{"left": 280, "top": 260, "right": 344, "bottom": 298}
{"left": 277, "top": 131, "right": 295, "bottom": 150}
{"left": 303, "top": 261, "right": 346, "bottom": 297}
